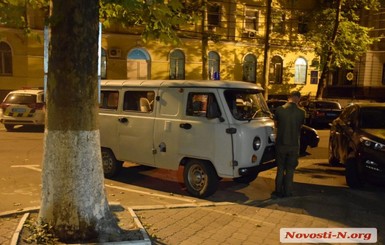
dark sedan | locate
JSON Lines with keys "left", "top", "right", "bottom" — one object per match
{"left": 267, "top": 100, "right": 320, "bottom": 154}
{"left": 328, "top": 103, "right": 385, "bottom": 188}
{"left": 301, "top": 100, "right": 342, "bottom": 127}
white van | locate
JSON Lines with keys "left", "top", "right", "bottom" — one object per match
{"left": 99, "top": 80, "right": 276, "bottom": 197}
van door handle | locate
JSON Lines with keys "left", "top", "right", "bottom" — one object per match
{"left": 180, "top": 123, "right": 192, "bottom": 130}
{"left": 118, "top": 117, "right": 128, "bottom": 123}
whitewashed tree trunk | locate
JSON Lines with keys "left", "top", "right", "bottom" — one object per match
{"left": 39, "top": 0, "right": 120, "bottom": 241}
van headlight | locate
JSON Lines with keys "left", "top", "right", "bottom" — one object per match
{"left": 360, "top": 137, "right": 385, "bottom": 151}
{"left": 253, "top": 136, "right": 261, "bottom": 150}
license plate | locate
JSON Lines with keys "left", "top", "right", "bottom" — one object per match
{"left": 12, "top": 108, "right": 26, "bottom": 113}
{"left": 327, "top": 113, "right": 336, "bottom": 116}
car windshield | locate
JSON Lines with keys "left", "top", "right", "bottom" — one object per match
{"left": 360, "top": 107, "right": 385, "bottom": 129}
{"left": 224, "top": 89, "right": 270, "bottom": 121}
{"left": 4, "top": 94, "right": 36, "bottom": 104}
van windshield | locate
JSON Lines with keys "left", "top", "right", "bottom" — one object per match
{"left": 224, "top": 89, "right": 271, "bottom": 121}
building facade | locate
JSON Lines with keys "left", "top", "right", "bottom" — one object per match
{"left": 0, "top": 0, "right": 342, "bottom": 101}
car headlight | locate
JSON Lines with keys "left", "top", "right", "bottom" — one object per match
{"left": 360, "top": 137, "right": 385, "bottom": 151}
{"left": 253, "top": 136, "right": 261, "bottom": 150}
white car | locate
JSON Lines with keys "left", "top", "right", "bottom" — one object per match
{"left": 0, "top": 89, "right": 45, "bottom": 131}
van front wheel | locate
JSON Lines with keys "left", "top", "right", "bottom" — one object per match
{"left": 184, "top": 160, "right": 219, "bottom": 198}
{"left": 101, "top": 148, "right": 122, "bottom": 178}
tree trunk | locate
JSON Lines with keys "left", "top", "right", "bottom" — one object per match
{"left": 39, "top": 0, "right": 120, "bottom": 242}
{"left": 316, "top": 0, "right": 342, "bottom": 100}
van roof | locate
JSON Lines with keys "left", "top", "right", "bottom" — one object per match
{"left": 100, "top": 80, "right": 264, "bottom": 90}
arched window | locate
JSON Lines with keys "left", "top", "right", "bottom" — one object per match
{"left": 169, "top": 49, "right": 185, "bottom": 80}
{"left": 208, "top": 51, "right": 220, "bottom": 80}
{"left": 295, "top": 57, "right": 307, "bottom": 84}
{"left": 269, "top": 55, "right": 283, "bottom": 84}
{"left": 101, "top": 48, "right": 107, "bottom": 79}
{"left": 243, "top": 54, "right": 257, "bottom": 82}
{"left": 127, "top": 48, "right": 151, "bottom": 79}
{"left": 0, "top": 42, "right": 12, "bottom": 76}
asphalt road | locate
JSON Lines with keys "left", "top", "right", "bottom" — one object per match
{"left": 1, "top": 124, "right": 384, "bottom": 231}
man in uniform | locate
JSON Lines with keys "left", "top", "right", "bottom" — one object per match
{"left": 272, "top": 91, "right": 305, "bottom": 198}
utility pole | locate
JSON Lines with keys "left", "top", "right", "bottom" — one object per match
{"left": 201, "top": 0, "right": 209, "bottom": 80}
{"left": 262, "top": 0, "right": 272, "bottom": 99}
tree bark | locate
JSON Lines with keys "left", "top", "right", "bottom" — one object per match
{"left": 39, "top": 0, "right": 120, "bottom": 242}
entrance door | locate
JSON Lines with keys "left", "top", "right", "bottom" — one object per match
{"left": 127, "top": 48, "right": 151, "bottom": 79}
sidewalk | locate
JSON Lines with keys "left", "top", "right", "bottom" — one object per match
{"left": 1, "top": 199, "right": 383, "bottom": 245}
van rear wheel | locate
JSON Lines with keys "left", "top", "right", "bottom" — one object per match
{"left": 184, "top": 160, "right": 219, "bottom": 198}
{"left": 101, "top": 148, "right": 122, "bottom": 178}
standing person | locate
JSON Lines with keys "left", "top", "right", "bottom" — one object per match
{"left": 272, "top": 91, "right": 305, "bottom": 198}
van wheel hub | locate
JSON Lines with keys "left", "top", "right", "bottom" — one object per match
{"left": 188, "top": 165, "right": 206, "bottom": 190}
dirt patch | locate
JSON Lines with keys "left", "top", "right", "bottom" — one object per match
{"left": 17, "top": 205, "right": 145, "bottom": 244}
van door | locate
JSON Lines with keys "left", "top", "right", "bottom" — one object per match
{"left": 178, "top": 90, "right": 234, "bottom": 177}
{"left": 153, "top": 88, "right": 184, "bottom": 170}
{"left": 117, "top": 89, "right": 156, "bottom": 165}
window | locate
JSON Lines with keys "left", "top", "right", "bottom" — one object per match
{"left": 295, "top": 57, "right": 307, "bottom": 84}
{"left": 186, "top": 93, "right": 221, "bottom": 118}
{"left": 298, "top": 16, "right": 308, "bottom": 34}
{"left": 208, "top": 51, "right": 220, "bottom": 80}
{"left": 169, "top": 49, "right": 185, "bottom": 80}
{"left": 243, "top": 54, "right": 257, "bottom": 82}
{"left": 208, "top": 3, "right": 221, "bottom": 27}
{"left": 272, "top": 13, "right": 285, "bottom": 34}
{"left": 244, "top": 7, "right": 259, "bottom": 31}
{"left": 269, "top": 56, "right": 283, "bottom": 84}
{"left": 382, "top": 63, "right": 385, "bottom": 85}
{"left": 101, "top": 48, "right": 107, "bottom": 79}
{"left": 0, "top": 42, "right": 12, "bottom": 76}
{"left": 310, "top": 70, "right": 318, "bottom": 84}
{"left": 100, "top": 91, "right": 119, "bottom": 110}
{"left": 123, "top": 90, "right": 155, "bottom": 113}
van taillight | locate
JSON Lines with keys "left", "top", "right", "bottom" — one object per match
{"left": 1, "top": 103, "right": 9, "bottom": 110}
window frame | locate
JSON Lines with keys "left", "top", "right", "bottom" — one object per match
{"left": 169, "top": 49, "right": 185, "bottom": 80}
{"left": 244, "top": 6, "right": 259, "bottom": 32}
{"left": 0, "top": 41, "right": 13, "bottom": 76}
{"left": 294, "top": 57, "right": 307, "bottom": 85}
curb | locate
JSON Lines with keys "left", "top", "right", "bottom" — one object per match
{"left": 2, "top": 201, "right": 235, "bottom": 245}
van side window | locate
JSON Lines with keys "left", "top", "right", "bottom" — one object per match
{"left": 186, "top": 93, "right": 220, "bottom": 118}
{"left": 100, "top": 91, "right": 119, "bottom": 110}
{"left": 123, "top": 90, "right": 155, "bottom": 113}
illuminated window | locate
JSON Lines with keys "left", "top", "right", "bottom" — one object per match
{"left": 295, "top": 57, "right": 307, "bottom": 84}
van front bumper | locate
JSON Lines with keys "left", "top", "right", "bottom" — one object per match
{"left": 238, "top": 160, "right": 276, "bottom": 176}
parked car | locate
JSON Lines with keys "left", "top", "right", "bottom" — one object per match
{"left": 0, "top": 89, "right": 45, "bottom": 131}
{"left": 267, "top": 100, "right": 320, "bottom": 154}
{"left": 328, "top": 103, "right": 385, "bottom": 188}
{"left": 300, "top": 100, "right": 342, "bottom": 127}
